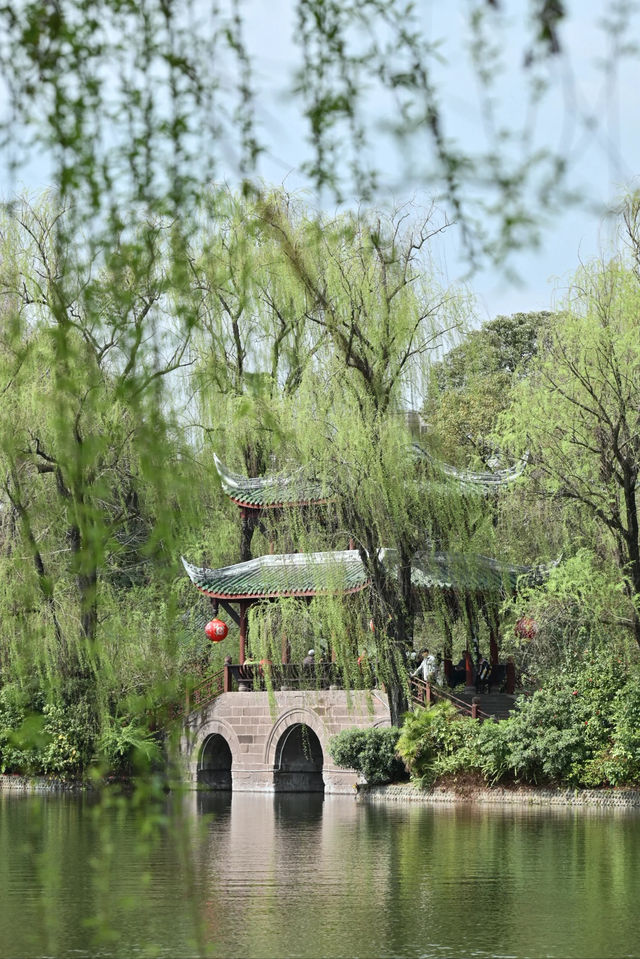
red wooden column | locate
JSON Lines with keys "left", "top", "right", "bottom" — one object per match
{"left": 464, "top": 649, "right": 474, "bottom": 687}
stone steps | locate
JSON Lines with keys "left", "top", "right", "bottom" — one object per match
{"left": 453, "top": 690, "right": 518, "bottom": 720}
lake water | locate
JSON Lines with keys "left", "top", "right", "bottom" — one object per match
{"left": 1, "top": 789, "right": 640, "bottom": 958}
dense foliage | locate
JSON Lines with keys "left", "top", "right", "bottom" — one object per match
{"left": 2, "top": 193, "right": 640, "bottom": 781}
{"left": 392, "top": 652, "right": 640, "bottom": 790}
{"left": 328, "top": 726, "right": 405, "bottom": 785}
{"left": 1, "top": 5, "right": 639, "bottom": 954}
{"left": 395, "top": 700, "right": 476, "bottom": 785}
{"left": 0, "top": 1, "right": 637, "bottom": 788}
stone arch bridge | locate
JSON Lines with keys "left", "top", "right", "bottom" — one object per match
{"left": 180, "top": 688, "right": 391, "bottom": 794}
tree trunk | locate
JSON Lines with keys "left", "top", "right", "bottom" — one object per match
{"left": 78, "top": 568, "right": 98, "bottom": 645}
{"left": 5, "top": 477, "right": 65, "bottom": 658}
{"left": 240, "top": 508, "right": 258, "bottom": 562}
{"left": 387, "top": 672, "right": 408, "bottom": 727}
{"left": 69, "top": 523, "right": 98, "bottom": 649}
{"left": 622, "top": 470, "right": 640, "bottom": 650}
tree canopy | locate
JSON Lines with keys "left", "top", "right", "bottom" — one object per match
{"left": 504, "top": 211, "right": 640, "bottom": 650}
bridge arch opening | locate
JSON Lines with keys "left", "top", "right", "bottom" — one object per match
{"left": 274, "top": 723, "right": 324, "bottom": 793}
{"left": 198, "top": 733, "right": 232, "bottom": 790}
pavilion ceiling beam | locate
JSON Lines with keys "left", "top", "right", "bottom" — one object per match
{"left": 219, "top": 600, "right": 241, "bottom": 627}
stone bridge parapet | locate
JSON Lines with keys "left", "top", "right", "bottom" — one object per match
{"left": 180, "top": 688, "right": 391, "bottom": 794}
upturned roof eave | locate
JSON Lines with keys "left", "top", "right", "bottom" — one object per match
{"left": 214, "top": 452, "right": 328, "bottom": 508}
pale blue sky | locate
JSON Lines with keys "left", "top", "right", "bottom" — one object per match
{"left": 6, "top": 0, "right": 639, "bottom": 321}
{"left": 238, "top": 0, "right": 640, "bottom": 320}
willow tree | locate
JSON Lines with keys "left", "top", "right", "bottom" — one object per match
{"left": 504, "top": 203, "right": 640, "bottom": 649}
{"left": 0, "top": 199, "right": 198, "bottom": 698}
{"left": 231, "top": 198, "right": 474, "bottom": 723}
{"left": 187, "top": 189, "right": 328, "bottom": 562}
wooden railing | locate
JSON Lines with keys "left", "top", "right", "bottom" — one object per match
{"left": 225, "top": 661, "right": 346, "bottom": 691}
{"left": 185, "top": 667, "right": 226, "bottom": 714}
{"left": 410, "top": 676, "right": 493, "bottom": 721}
{"left": 180, "top": 666, "right": 494, "bottom": 721}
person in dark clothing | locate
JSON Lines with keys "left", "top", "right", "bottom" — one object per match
{"left": 475, "top": 656, "right": 492, "bottom": 694}
{"left": 302, "top": 649, "right": 315, "bottom": 668}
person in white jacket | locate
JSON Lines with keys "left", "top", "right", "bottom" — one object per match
{"left": 412, "top": 648, "right": 437, "bottom": 682}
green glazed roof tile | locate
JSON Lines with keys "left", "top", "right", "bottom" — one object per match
{"left": 182, "top": 549, "right": 556, "bottom": 601}
{"left": 213, "top": 453, "right": 328, "bottom": 509}
{"left": 411, "top": 445, "right": 528, "bottom": 492}
{"left": 213, "top": 448, "right": 527, "bottom": 510}
{"left": 181, "top": 550, "right": 370, "bottom": 599}
{"left": 406, "top": 551, "right": 553, "bottom": 593}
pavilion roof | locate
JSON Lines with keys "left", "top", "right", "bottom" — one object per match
{"left": 182, "top": 549, "right": 554, "bottom": 601}
{"left": 411, "top": 445, "right": 528, "bottom": 492}
{"left": 213, "top": 453, "right": 328, "bottom": 509}
{"left": 405, "top": 551, "right": 551, "bottom": 593}
{"left": 213, "top": 448, "right": 526, "bottom": 511}
{"left": 181, "top": 550, "right": 369, "bottom": 600}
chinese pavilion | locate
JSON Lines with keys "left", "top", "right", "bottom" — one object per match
{"left": 183, "top": 450, "right": 548, "bottom": 690}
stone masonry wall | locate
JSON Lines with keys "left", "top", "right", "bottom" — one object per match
{"left": 180, "top": 688, "right": 391, "bottom": 794}
{"left": 357, "top": 783, "right": 640, "bottom": 808}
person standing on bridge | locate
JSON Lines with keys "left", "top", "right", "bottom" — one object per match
{"left": 412, "top": 648, "right": 437, "bottom": 683}
{"left": 475, "top": 656, "right": 492, "bottom": 695}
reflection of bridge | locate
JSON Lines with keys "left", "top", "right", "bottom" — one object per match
{"left": 180, "top": 688, "right": 390, "bottom": 794}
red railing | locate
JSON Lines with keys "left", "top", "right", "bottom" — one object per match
{"left": 185, "top": 667, "right": 226, "bottom": 714}
{"left": 410, "top": 676, "right": 492, "bottom": 721}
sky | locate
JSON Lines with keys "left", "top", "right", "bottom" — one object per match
{"left": 5, "top": 0, "right": 640, "bottom": 322}
{"left": 236, "top": 0, "right": 640, "bottom": 321}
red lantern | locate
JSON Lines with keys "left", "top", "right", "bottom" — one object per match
{"left": 515, "top": 616, "right": 538, "bottom": 640}
{"left": 205, "top": 618, "right": 228, "bottom": 642}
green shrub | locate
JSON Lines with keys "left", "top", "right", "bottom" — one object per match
{"left": 328, "top": 726, "right": 405, "bottom": 784}
{"left": 39, "top": 701, "right": 95, "bottom": 776}
{"left": 579, "top": 673, "right": 640, "bottom": 786}
{"left": 0, "top": 686, "right": 95, "bottom": 777}
{"left": 391, "top": 654, "right": 640, "bottom": 790}
{"left": 474, "top": 720, "right": 513, "bottom": 784}
{"left": 396, "top": 701, "right": 481, "bottom": 785}
{"left": 97, "top": 716, "right": 162, "bottom": 775}
{"left": 606, "top": 676, "right": 640, "bottom": 782}
{"left": 472, "top": 652, "right": 632, "bottom": 786}
{"left": 0, "top": 686, "right": 41, "bottom": 773}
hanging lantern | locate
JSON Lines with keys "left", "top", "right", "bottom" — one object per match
{"left": 205, "top": 618, "right": 228, "bottom": 642}
{"left": 515, "top": 616, "right": 538, "bottom": 640}
{"left": 369, "top": 619, "right": 375, "bottom": 632}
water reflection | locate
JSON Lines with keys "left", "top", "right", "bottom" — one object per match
{"left": 1, "top": 791, "right": 640, "bottom": 958}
